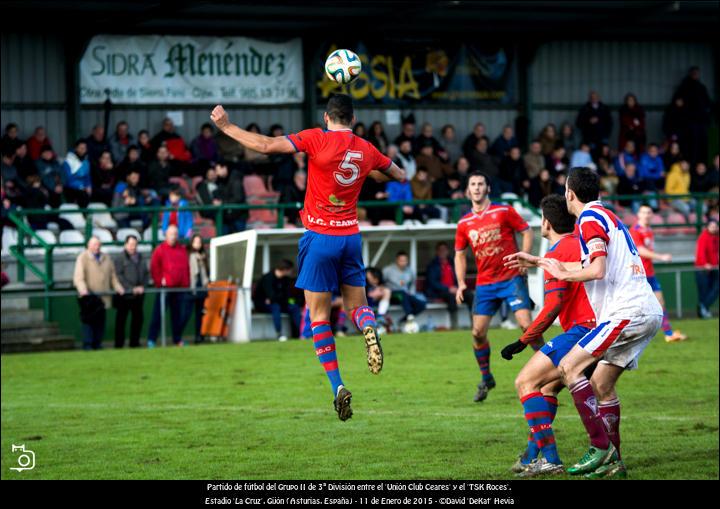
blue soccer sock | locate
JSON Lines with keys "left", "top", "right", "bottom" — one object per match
{"left": 352, "top": 305, "right": 377, "bottom": 332}
{"left": 473, "top": 342, "right": 493, "bottom": 382}
{"left": 311, "top": 321, "right": 344, "bottom": 396}
{"left": 521, "top": 391, "right": 561, "bottom": 465}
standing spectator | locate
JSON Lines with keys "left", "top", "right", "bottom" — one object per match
{"left": 62, "top": 139, "right": 92, "bottom": 207}
{"left": 1, "top": 123, "right": 22, "bottom": 154}
{"left": 462, "top": 122, "right": 487, "bottom": 159}
{"left": 395, "top": 140, "right": 417, "bottom": 180}
{"left": 575, "top": 90, "right": 613, "bottom": 151}
{"left": 416, "top": 140, "right": 453, "bottom": 181}
{"left": 538, "top": 123, "right": 558, "bottom": 156}
{"left": 695, "top": 218, "right": 719, "bottom": 318}
{"left": 85, "top": 125, "right": 109, "bottom": 168}
{"left": 499, "top": 146, "right": 528, "bottom": 196}
{"left": 490, "top": 125, "right": 518, "bottom": 159}
{"left": 114, "top": 235, "right": 148, "bottom": 348}
{"left": 35, "top": 145, "right": 63, "bottom": 208}
{"left": 673, "top": 66, "right": 712, "bottom": 166}
{"left": 253, "top": 259, "right": 301, "bottom": 341}
{"left": 613, "top": 140, "right": 638, "bottom": 177}
{"left": 425, "top": 242, "right": 473, "bottom": 328}
{"left": 352, "top": 122, "right": 367, "bottom": 138}
{"left": 414, "top": 122, "right": 441, "bottom": 155}
{"left": 393, "top": 114, "right": 416, "bottom": 147}
{"left": 161, "top": 188, "right": 193, "bottom": 239}
{"left": 108, "top": 121, "right": 134, "bottom": 165}
{"left": 91, "top": 150, "right": 118, "bottom": 206}
{"left": 559, "top": 122, "right": 577, "bottom": 153}
{"left": 638, "top": 143, "right": 665, "bottom": 193}
{"left": 523, "top": 140, "right": 545, "bottom": 179}
{"left": 148, "top": 145, "right": 174, "bottom": 199}
{"left": 382, "top": 251, "right": 426, "bottom": 323}
{"left": 616, "top": 163, "right": 646, "bottom": 213}
{"left": 185, "top": 234, "right": 209, "bottom": 344}
{"left": 662, "top": 96, "right": 689, "bottom": 149}
{"left": 281, "top": 171, "right": 307, "bottom": 226}
{"left": 367, "top": 121, "right": 388, "bottom": 154}
{"left": 216, "top": 162, "right": 248, "bottom": 234}
{"left": 618, "top": 93, "right": 646, "bottom": 153}
{"left": 190, "top": 123, "right": 219, "bottom": 167}
{"left": 665, "top": 160, "right": 692, "bottom": 221}
{"left": 148, "top": 224, "right": 190, "bottom": 347}
{"left": 570, "top": 142, "right": 596, "bottom": 170}
{"left": 26, "top": 126, "right": 53, "bottom": 161}
{"left": 73, "top": 236, "right": 124, "bottom": 350}
{"left": 439, "top": 124, "right": 462, "bottom": 164}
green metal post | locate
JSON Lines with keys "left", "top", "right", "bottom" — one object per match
{"left": 84, "top": 210, "right": 93, "bottom": 241}
{"left": 151, "top": 213, "right": 158, "bottom": 249}
{"left": 215, "top": 207, "right": 224, "bottom": 237}
{"left": 276, "top": 204, "right": 285, "bottom": 229}
{"left": 395, "top": 204, "right": 403, "bottom": 225}
{"left": 17, "top": 228, "right": 25, "bottom": 283}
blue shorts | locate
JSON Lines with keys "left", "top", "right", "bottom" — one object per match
{"left": 473, "top": 276, "right": 531, "bottom": 316}
{"left": 647, "top": 276, "right": 661, "bottom": 292}
{"left": 296, "top": 230, "right": 365, "bottom": 293}
{"left": 540, "top": 325, "right": 593, "bottom": 367}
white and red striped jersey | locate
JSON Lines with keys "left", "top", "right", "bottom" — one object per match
{"left": 576, "top": 201, "right": 662, "bottom": 321}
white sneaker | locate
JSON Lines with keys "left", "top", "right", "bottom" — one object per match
{"left": 278, "top": 335, "right": 288, "bottom": 342}
{"left": 500, "top": 319, "right": 518, "bottom": 330}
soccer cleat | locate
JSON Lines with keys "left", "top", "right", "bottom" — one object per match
{"left": 510, "top": 454, "right": 536, "bottom": 474}
{"left": 665, "top": 330, "right": 687, "bottom": 343}
{"left": 474, "top": 381, "right": 489, "bottom": 402}
{"left": 485, "top": 374, "right": 496, "bottom": 390}
{"left": 585, "top": 459, "right": 628, "bottom": 479}
{"left": 516, "top": 457, "right": 564, "bottom": 478}
{"left": 362, "top": 325, "right": 384, "bottom": 374}
{"left": 333, "top": 385, "right": 353, "bottom": 421}
{"left": 567, "top": 444, "right": 616, "bottom": 475}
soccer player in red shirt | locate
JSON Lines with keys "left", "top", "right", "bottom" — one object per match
{"left": 454, "top": 172, "right": 534, "bottom": 402}
{"left": 211, "top": 95, "right": 405, "bottom": 421}
{"left": 502, "top": 195, "right": 597, "bottom": 477}
{"left": 630, "top": 204, "right": 687, "bottom": 342}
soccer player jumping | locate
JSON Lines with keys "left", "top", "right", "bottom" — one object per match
{"left": 514, "top": 167, "right": 662, "bottom": 478}
{"left": 502, "top": 195, "right": 597, "bottom": 477}
{"left": 211, "top": 95, "right": 405, "bottom": 421}
{"left": 630, "top": 204, "right": 687, "bottom": 342}
{"left": 454, "top": 172, "right": 534, "bottom": 402}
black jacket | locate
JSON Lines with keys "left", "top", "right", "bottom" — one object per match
{"left": 425, "top": 256, "right": 457, "bottom": 299}
{"left": 114, "top": 250, "right": 149, "bottom": 292}
{"left": 254, "top": 271, "right": 292, "bottom": 307}
{"left": 218, "top": 170, "right": 248, "bottom": 221}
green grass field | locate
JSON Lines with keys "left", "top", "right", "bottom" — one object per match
{"left": 2, "top": 319, "right": 718, "bottom": 480}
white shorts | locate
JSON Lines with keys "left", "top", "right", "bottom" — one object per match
{"left": 578, "top": 315, "right": 662, "bottom": 370}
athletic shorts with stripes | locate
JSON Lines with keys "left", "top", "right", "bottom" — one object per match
{"left": 577, "top": 314, "right": 662, "bottom": 370}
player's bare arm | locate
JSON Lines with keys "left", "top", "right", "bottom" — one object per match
{"left": 368, "top": 163, "right": 406, "bottom": 183}
{"left": 637, "top": 245, "right": 672, "bottom": 262}
{"left": 539, "top": 255, "right": 606, "bottom": 282}
{"left": 454, "top": 249, "right": 468, "bottom": 305}
{"left": 211, "top": 105, "right": 295, "bottom": 154}
{"left": 503, "top": 251, "right": 541, "bottom": 270}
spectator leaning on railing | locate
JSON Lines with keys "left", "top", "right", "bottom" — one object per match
{"left": 73, "top": 236, "right": 125, "bottom": 350}
{"left": 114, "top": 235, "right": 149, "bottom": 348}
{"left": 695, "top": 218, "right": 719, "bottom": 319}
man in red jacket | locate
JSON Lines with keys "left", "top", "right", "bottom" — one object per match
{"left": 696, "top": 218, "right": 719, "bottom": 319}
{"left": 148, "top": 225, "right": 191, "bottom": 347}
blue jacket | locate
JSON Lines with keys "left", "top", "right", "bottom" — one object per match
{"left": 638, "top": 153, "right": 665, "bottom": 181}
{"left": 386, "top": 181, "right": 412, "bottom": 202}
{"left": 161, "top": 198, "right": 194, "bottom": 239}
{"left": 61, "top": 151, "right": 91, "bottom": 190}
{"left": 425, "top": 256, "right": 457, "bottom": 298}
{"left": 613, "top": 151, "right": 637, "bottom": 177}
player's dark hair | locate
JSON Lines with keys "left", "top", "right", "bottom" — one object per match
{"left": 276, "top": 259, "right": 294, "bottom": 271}
{"left": 396, "top": 251, "right": 409, "bottom": 259}
{"left": 540, "top": 195, "right": 575, "bottom": 234}
{"left": 326, "top": 94, "right": 354, "bottom": 126}
{"left": 467, "top": 171, "right": 491, "bottom": 189}
{"left": 638, "top": 203, "right": 653, "bottom": 211}
{"left": 567, "top": 167, "right": 600, "bottom": 203}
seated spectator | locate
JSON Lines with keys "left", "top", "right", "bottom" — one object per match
{"left": 613, "top": 140, "right": 638, "bottom": 177}
{"left": 433, "top": 173, "right": 464, "bottom": 203}
{"left": 462, "top": 122, "right": 487, "bottom": 159}
{"left": 148, "top": 225, "right": 190, "bottom": 347}
{"left": 73, "top": 236, "right": 124, "bottom": 350}
{"left": 91, "top": 150, "right": 118, "bottom": 206}
{"left": 616, "top": 162, "right": 646, "bottom": 213}
{"left": 137, "top": 130, "right": 154, "bottom": 165}
{"left": 490, "top": 125, "right": 518, "bottom": 159}
{"left": 216, "top": 161, "right": 248, "bottom": 234}
{"left": 383, "top": 251, "right": 427, "bottom": 323}
{"left": 665, "top": 160, "right": 692, "bottom": 221}
{"left": 523, "top": 140, "right": 545, "bottom": 179}
{"left": 195, "top": 165, "right": 222, "bottom": 220}
{"left": 546, "top": 146, "right": 568, "bottom": 175}
{"left": 253, "top": 259, "right": 301, "bottom": 341}
{"left": 281, "top": 171, "right": 307, "bottom": 225}
{"left": 454, "top": 156, "right": 471, "bottom": 191}
{"left": 498, "top": 147, "right": 527, "bottom": 196}
{"left": 114, "top": 234, "right": 149, "bottom": 348}
{"left": 268, "top": 124, "right": 297, "bottom": 194}
{"left": 598, "top": 157, "right": 619, "bottom": 196}
{"left": 527, "top": 168, "right": 557, "bottom": 208}
{"left": 386, "top": 177, "right": 421, "bottom": 223}
{"left": 395, "top": 140, "right": 417, "bottom": 180}
{"left": 117, "top": 145, "right": 148, "bottom": 184}
{"left": 190, "top": 123, "right": 219, "bottom": 167}
{"left": 14, "top": 142, "right": 37, "bottom": 181}
{"left": 410, "top": 166, "right": 440, "bottom": 222}
{"left": 151, "top": 117, "right": 183, "bottom": 154}
{"left": 239, "top": 123, "right": 268, "bottom": 169}
{"left": 215, "top": 128, "right": 246, "bottom": 164}
{"left": 393, "top": 114, "right": 416, "bottom": 147}
{"left": 359, "top": 171, "right": 392, "bottom": 225}
{"left": 425, "top": 241, "right": 473, "bottom": 329}
{"left": 62, "top": 139, "right": 92, "bottom": 208}
{"left": 35, "top": 145, "right": 63, "bottom": 208}
{"left": 367, "top": 121, "right": 388, "bottom": 154}
{"left": 570, "top": 142, "right": 596, "bottom": 170}
{"left": 416, "top": 139, "right": 453, "bottom": 182}
{"left": 695, "top": 218, "right": 719, "bottom": 319}
{"left": 365, "top": 267, "right": 391, "bottom": 327}
{"left": 619, "top": 93, "right": 646, "bottom": 153}
{"left": 109, "top": 121, "right": 134, "bottom": 165}
{"left": 2, "top": 147, "right": 23, "bottom": 205}
{"left": 1, "top": 123, "right": 22, "bottom": 154}
{"left": 467, "top": 137, "right": 499, "bottom": 185}
{"left": 691, "top": 161, "right": 720, "bottom": 194}
{"left": 148, "top": 145, "right": 174, "bottom": 200}
{"left": 112, "top": 169, "right": 156, "bottom": 228}
{"left": 439, "top": 124, "right": 462, "bottom": 164}
{"left": 27, "top": 126, "right": 52, "bottom": 161}
{"left": 161, "top": 187, "right": 193, "bottom": 239}
{"left": 559, "top": 122, "right": 577, "bottom": 153}
{"left": 662, "top": 140, "right": 683, "bottom": 170}
{"left": 352, "top": 122, "right": 367, "bottom": 138}
{"left": 538, "top": 123, "right": 558, "bottom": 156}
{"left": 23, "top": 175, "right": 71, "bottom": 230}
{"left": 85, "top": 125, "right": 109, "bottom": 168}
{"left": 638, "top": 143, "right": 665, "bottom": 193}
{"left": 414, "top": 122, "right": 441, "bottom": 155}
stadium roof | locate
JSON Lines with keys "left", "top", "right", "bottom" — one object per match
{"left": 2, "top": 0, "right": 718, "bottom": 39}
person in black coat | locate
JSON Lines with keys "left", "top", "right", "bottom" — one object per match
{"left": 576, "top": 90, "right": 613, "bottom": 151}
{"left": 114, "top": 235, "right": 149, "bottom": 348}
{"left": 253, "top": 259, "right": 301, "bottom": 340}
{"left": 281, "top": 171, "right": 307, "bottom": 225}
{"left": 425, "top": 242, "right": 473, "bottom": 328}
{"left": 215, "top": 161, "right": 248, "bottom": 233}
